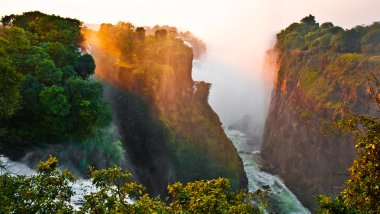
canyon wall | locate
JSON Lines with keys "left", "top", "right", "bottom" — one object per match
{"left": 85, "top": 23, "right": 248, "bottom": 195}
{"left": 262, "top": 16, "right": 380, "bottom": 210}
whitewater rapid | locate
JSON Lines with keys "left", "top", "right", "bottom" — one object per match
{"left": 2, "top": 129, "right": 310, "bottom": 214}
{"left": 225, "top": 128, "right": 310, "bottom": 214}
{"left": 0, "top": 155, "right": 96, "bottom": 209}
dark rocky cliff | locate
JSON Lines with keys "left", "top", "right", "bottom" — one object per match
{"left": 262, "top": 16, "right": 380, "bottom": 211}
{"left": 85, "top": 23, "right": 248, "bottom": 195}
{"left": 262, "top": 89, "right": 355, "bottom": 210}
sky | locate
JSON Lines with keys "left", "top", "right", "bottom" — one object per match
{"left": 1, "top": 0, "right": 379, "bottom": 128}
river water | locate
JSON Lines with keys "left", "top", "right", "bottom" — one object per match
{"left": 1, "top": 130, "right": 310, "bottom": 214}
{"left": 225, "top": 128, "right": 310, "bottom": 213}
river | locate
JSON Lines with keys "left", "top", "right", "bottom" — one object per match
{"left": 225, "top": 128, "right": 310, "bottom": 213}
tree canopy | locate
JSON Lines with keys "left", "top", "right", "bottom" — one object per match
{"left": 0, "top": 11, "right": 122, "bottom": 172}
{"left": 0, "top": 157, "right": 267, "bottom": 213}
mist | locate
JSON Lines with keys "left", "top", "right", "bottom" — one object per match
{"left": 1, "top": 0, "right": 379, "bottom": 141}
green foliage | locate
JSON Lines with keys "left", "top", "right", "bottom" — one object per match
{"left": 331, "top": 29, "right": 362, "bottom": 53}
{"left": 168, "top": 178, "right": 266, "bottom": 213}
{"left": 74, "top": 54, "right": 96, "bottom": 78}
{"left": 0, "top": 58, "right": 22, "bottom": 121}
{"left": 88, "top": 22, "right": 246, "bottom": 193}
{"left": 40, "top": 85, "right": 70, "bottom": 116}
{"left": 0, "top": 12, "right": 117, "bottom": 176}
{"left": 79, "top": 165, "right": 145, "bottom": 213}
{"left": 301, "top": 15, "right": 317, "bottom": 25}
{"left": 1, "top": 11, "right": 82, "bottom": 46}
{"left": 0, "top": 156, "right": 76, "bottom": 213}
{"left": 1, "top": 157, "right": 265, "bottom": 213}
{"left": 0, "top": 11, "right": 116, "bottom": 173}
{"left": 317, "top": 73, "right": 379, "bottom": 213}
{"left": 361, "top": 26, "right": 380, "bottom": 54}
{"left": 277, "top": 17, "right": 380, "bottom": 212}
{"left": 317, "top": 113, "right": 380, "bottom": 213}
{"left": 275, "top": 16, "right": 380, "bottom": 117}
{"left": 35, "top": 59, "right": 62, "bottom": 84}
{"left": 277, "top": 15, "right": 380, "bottom": 54}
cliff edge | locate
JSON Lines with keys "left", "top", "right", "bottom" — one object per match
{"left": 262, "top": 15, "right": 380, "bottom": 210}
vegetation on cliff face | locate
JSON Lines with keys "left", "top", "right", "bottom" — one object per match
{"left": 317, "top": 75, "right": 379, "bottom": 212}
{"left": 0, "top": 12, "right": 124, "bottom": 171}
{"left": 84, "top": 22, "right": 247, "bottom": 194}
{"left": 318, "top": 111, "right": 380, "bottom": 213}
{"left": 0, "top": 11, "right": 253, "bottom": 212}
{"left": 262, "top": 15, "right": 380, "bottom": 210}
{"left": 0, "top": 11, "right": 246, "bottom": 197}
{"left": 0, "top": 157, "right": 266, "bottom": 213}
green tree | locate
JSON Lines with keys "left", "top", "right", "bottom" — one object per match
{"left": 331, "top": 29, "right": 362, "bottom": 52}
{"left": 301, "top": 15, "right": 318, "bottom": 25}
{"left": 39, "top": 85, "right": 71, "bottom": 117}
{"left": 74, "top": 54, "right": 95, "bottom": 78}
{"left": 361, "top": 28, "right": 380, "bottom": 54}
{"left": 0, "top": 58, "right": 22, "bottom": 121}
{"left": 317, "top": 113, "right": 380, "bottom": 213}
{"left": 0, "top": 58, "right": 22, "bottom": 137}
{"left": 0, "top": 156, "right": 75, "bottom": 213}
{"left": 35, "top": 59, "right": 62, "bottom": 84}
{"left": 317, "top": 78, "right": 380, "bottom": 213}
{"left": 0, "top": 11, "right": 113, "bottom": 150}
{"left": 168, "top": 178, "right": 266, "bottom": 214}
{"left": 0, "top": 157, "right": 266, "bottom": 213}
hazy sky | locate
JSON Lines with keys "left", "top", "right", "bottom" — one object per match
{"left": 1, "top": 0, "right": 379, "bottom": 126}
{"left": 1, "top": 0, "right": 379, "bottom": 72}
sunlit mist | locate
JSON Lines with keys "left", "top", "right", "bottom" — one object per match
{"left": 1, "top": 0, "right": 379, "bottom": 132}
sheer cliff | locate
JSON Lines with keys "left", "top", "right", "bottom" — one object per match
{"left": 262, "top": 16, "right": 380, "bottom": 210}
{"left": 84, "top": 23, "right": 248, "bottom": 195}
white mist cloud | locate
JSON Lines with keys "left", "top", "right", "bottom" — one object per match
{"left": 1, "top": 0, "right": 379, "bottom": 135}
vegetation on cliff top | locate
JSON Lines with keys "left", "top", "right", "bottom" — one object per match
{"left": 1, "top": 10, "right": 246, "bottom": 199}
{"left": 276, "top": 15, "right": 380, "bottom": 212}
{"left": 85, "top": 21, "right": 247, "bottom": 192}
{"left": 276, "top": 15, "right": 380, "bottom": 119}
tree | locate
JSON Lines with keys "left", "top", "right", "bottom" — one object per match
{"left": 0, "top": 157, "right": 267, "bottom": 213}
{"left": 168, "top": 178, "right": 266, "bottom": 213}
{"left": 0, "top": 156, "right": 75, "bottom": 213}
{"left": 317, "top": 78, "right": 380, "bottom": 213}
{"left": 301, "top": 15, "right": 317, "bottom": 25}
{"left": 155, "top": 29, "right": 168, "bottom": 39}
{"left": 74, "top": 54, "right": 96, "bottom": 78}
{"left": 0, "top": 58, "right": 22, "bottom": 121}
{"left": 136, "top": 27, "right": 146, "bottom": 41}
{"left": 361, "top": 29, "right": 380, "bottom": 54}
{"left": 0, "top": 11, "right": 112, "bottom": 149}
{"left": 35, "top": 59, "right": 62, "bottom": 84}
{"left": 331, "top": 29, "right": 362, "bottom": 52}
{"left": 39, "top": 85, "right": 71, "bottom": 117}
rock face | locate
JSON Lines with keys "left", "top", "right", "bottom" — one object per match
{"left": 85, "top": 23, "right": 248, "bottom": 195}
{"left": 262, "top": 89, "right": 355, "bottom": 210}
{"left": 261, "top": 16, "right": 380, "bottom": 211}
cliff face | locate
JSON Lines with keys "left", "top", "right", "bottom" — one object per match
{"left": 262, "top": 90, "right": 355, "bottom": 210}
{"left": 84, "top": 23, "right": 248, "bottom": 195}
{"left": 262, "top": 16, "right": 380, "bottom": 210}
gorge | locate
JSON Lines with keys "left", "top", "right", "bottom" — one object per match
{"left": 0, "top": 7, "right": 379, "bottom": 213}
